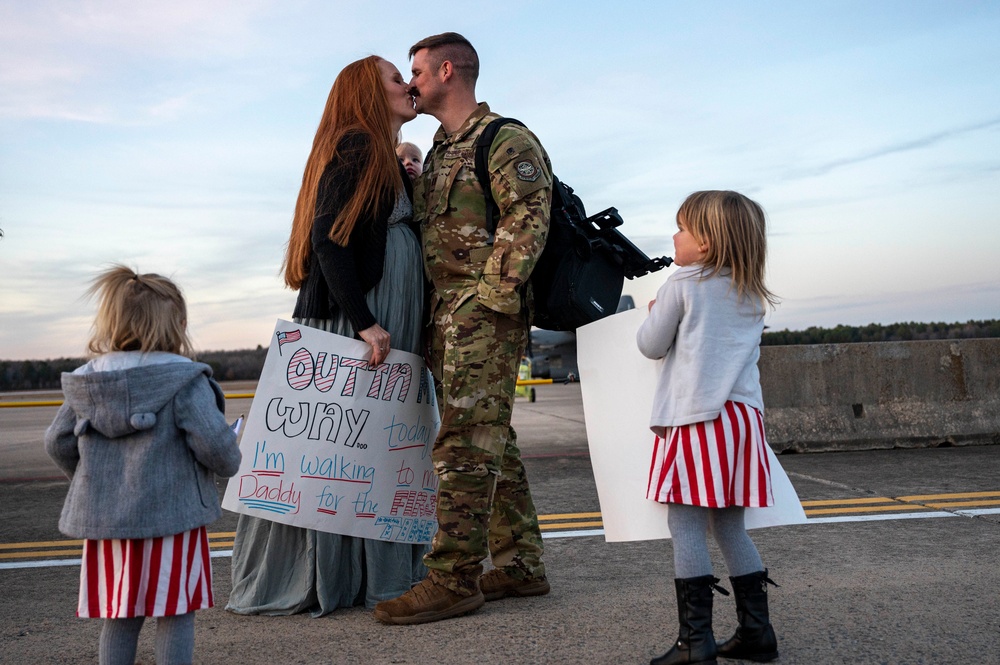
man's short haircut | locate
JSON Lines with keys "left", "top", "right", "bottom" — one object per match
{"left": 408, "top": 32, "right": 479, "bottom": 86}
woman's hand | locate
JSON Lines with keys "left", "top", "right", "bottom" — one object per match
{"left": 359, "top": 324, "right": 391, "bottom": 366}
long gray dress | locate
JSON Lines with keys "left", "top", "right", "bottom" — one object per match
{"left": 226, "top": 194, "right": 427, "bottom": 616}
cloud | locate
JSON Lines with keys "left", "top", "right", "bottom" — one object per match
{"left": 787, "top": 115, "right": 1000, "bottom": 179}
{"left": 0, "top": 0, "right": 279, "bottom": 122}
{"left": 1, "top": 0, "right": 273, "bottom": 59}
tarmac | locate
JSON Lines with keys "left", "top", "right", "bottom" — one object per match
{"left": 2, "top": 382, "right": 1000, "bottom": 664}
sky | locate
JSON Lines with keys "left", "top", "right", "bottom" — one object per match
{"left": 1, "top": 0, "right": 998, "bottom": 360}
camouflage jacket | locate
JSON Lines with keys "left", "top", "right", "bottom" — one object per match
{"left": 415, "top": 102, "right": 552, "bottom": 319}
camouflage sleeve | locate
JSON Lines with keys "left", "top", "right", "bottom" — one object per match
{"left": 476, "top": 125, "right": 552, "bottom": 315}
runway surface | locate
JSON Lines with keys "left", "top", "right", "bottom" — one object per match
{"left": 3, "top": 383, "right": 999, "bottom": 663}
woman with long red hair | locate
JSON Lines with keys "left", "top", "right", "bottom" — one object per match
{"left": 227, "top": 55, "right": 427, "bottom": 617}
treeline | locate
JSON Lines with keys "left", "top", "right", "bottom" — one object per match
{"left": 3, "top": 320, "right": 999, "bottom": 391}
{"left": 1, "top": 348, "right": 267, "bottom": 392}
{"left": 761, "top": 319, "right": 1000, "bottom": 346}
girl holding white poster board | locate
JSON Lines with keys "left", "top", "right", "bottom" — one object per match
{"left": 638, "top": 192, "right": 784, "bottom": 665}
{"left": 227, "top": 56, "right": 428, "bottom": 617}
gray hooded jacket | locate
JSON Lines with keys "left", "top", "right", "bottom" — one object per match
{"left": 45, "top": 354, "right": 242, "bottom": 539}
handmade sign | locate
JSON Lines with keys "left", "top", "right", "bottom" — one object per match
{"left": 222, "top": 320, "right": 441, "bottom": 543}
{"left": 577, "top": 308, "right": 807, "bottom": 542}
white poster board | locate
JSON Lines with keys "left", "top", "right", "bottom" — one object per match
{"left": 222, "top": 320, "right": 440, "bottom": 543}
{"left": 577, "top": 308, "right": 807, "bottom": 542}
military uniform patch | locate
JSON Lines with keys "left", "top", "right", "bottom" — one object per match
{"left": 515, "top": 160, "right": 540, "bottom": 182}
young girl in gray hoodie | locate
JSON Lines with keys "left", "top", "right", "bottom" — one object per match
{"left": 46, "top": 265, "right": 242, "bottom": 665}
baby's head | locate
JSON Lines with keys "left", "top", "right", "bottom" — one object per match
{"left": 86, "top": 265, "right": 192, "bottom": 357}
{"left": 396, "top": 142, "right": 423, "bottom": 181}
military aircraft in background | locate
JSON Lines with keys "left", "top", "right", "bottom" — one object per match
{"left": 527, "top": 295, "right": 636, "bottom": 382}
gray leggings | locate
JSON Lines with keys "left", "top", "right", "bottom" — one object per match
{"left": 99, "top": 612, "right": 194, "bottom": 665}
{"left": 667, "top": 504, "right": 763, "bottom": 579}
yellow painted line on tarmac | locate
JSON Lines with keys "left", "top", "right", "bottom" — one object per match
{"left": 0, "top": 532, "right": 236, "bottom": 559}
{"left": 0, "top": 396, "right": 255, "bottom": 408}
{"left": 1, "top": 548, "right": 82, "bottom": 559}
{"left": 899, "top": 491, "right": 1000, "bottom": 501}
{"left": 538, "top": 512, "right": 602, "bottom": 521}
{"left": 0, "top": 539, "right": 84, "bottom": 550}
{"left": 801, "top": 492, "right": 1000, "bottom": 514}
{"left": 1, "top": 383, "right": 555, "bottom": 408}
{"left": 537, "top": 512, "right": 603, "bottom": 531}
{"left": 5, "top": 491, "right": 1000, "bottom": 563}
{"left": 540, "top": 520, "right": 603, "bottom": 530}
{"left": 538, "top": 512, "right": 603, "bottom": 531}
{"left": 801, "top": 497, "right": 896, "bottom": 507}
{"left": 805, "top": 504, "right": 935, "bottom": 516}
{"left": 924, "top": 499, "right": 1000, "bottom": 509}
{"left": 0, "top": 547, "right": 83, "bottom": 561}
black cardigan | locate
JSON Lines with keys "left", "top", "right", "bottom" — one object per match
{"left": 292, "top": 132, "right": 415, "bottom": 332}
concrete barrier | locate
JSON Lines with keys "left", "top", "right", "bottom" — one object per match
{"left": 760, "top": 338, "right": 1000, "bottom": 452}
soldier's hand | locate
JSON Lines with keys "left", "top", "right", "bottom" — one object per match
{"left": 360, "top": 324, "right": 391, "bottom": 366}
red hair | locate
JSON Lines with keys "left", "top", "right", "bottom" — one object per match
{"left": 283, "top": 56, "right": 403, "bottom": 290}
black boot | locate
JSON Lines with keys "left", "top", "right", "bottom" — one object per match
{"left": 651, "top": 575, "right": 728, "bottom": 665}
{"left": 717, "top": 569, "right": 779, "bottom": 662}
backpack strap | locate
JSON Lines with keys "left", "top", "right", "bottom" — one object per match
{"left": 474, "top": 117, "right": 525, "bottom": 239}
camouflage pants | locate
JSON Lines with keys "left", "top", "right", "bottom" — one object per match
{"left": 423, "top": 296, "right": 546, "bottom": 596}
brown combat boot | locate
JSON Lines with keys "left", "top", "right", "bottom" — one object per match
{"left": 373, "top": 577, "right": 484, "bottom": 625}
{"left": 480, "top": 568, "right": 551, "bottom": 602}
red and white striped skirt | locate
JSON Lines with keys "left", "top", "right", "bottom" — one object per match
{"left": 77, "top": 526, "right": 213, "bottom": 619}
{"left": 647, "top": 401, "right": 774, "bottom": 508}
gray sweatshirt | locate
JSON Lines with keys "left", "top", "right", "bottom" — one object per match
{"left": 637, "top": 266, "right": 765, "bottom": 435}
{"left": 45, "top": 352, "right": 242, "bottom": 539}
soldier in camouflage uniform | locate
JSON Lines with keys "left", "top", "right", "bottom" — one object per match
{"left": 374, "top": 32, "right": 551, "bottom": 626}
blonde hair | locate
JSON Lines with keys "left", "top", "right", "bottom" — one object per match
{"left": 396, "top": 141, "right": 422, "bottom": 161}
{"left": 86, "top": 265, "right": 193, "bottom": 357}
{"left": 283, "top": 55, "right": 403, "bottom": 290}
{"left": 677, "top": 190, "right": 778, "bottom": 312}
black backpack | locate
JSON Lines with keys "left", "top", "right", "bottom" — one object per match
{"left": 475, "top": 118, "right": 672, "bottom": 331}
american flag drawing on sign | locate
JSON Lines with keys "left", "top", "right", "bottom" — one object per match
{"left": 276, "top": 329, "right": 302, "bottom": 347}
